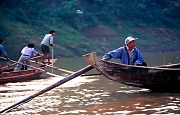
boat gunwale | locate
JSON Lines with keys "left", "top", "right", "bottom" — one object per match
{"left": 103, "top": 60, "right": 180, "bottom": 71}
{"left": 84, "top": 52, "right": 180, "bottom": 71}
{"left": 0, "top": 70, "right": 43, "bottom": 79}
{"left": 0, "top": 66, "right": 44, "bottom": 82}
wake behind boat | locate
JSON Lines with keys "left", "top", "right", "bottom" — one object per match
{"left": 82, "top": 52, "right": 180, "bottom": 91}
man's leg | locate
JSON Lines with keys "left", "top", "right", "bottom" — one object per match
{"left": 14, "top": 56, "right": 24, "bottom": 71}
{"left": 41, "top": 44, "right": 51, "bottom": 64}
{"left": 25, "top": 57, "right": 31, "bottom": 70}
{"left": 47, "top": 53, "right": 51, "bottom": 63}
{"left": 41, "top": 44, "right": 45, "bottom": 64}
{"left": 41, "top": 53, "right": 45, "bottom": 64}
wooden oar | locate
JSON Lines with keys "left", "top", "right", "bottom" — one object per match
{"left": 45, "top": 72, "right": 62, "bottom": 77}
{"left": 31, "top": 59, "right": 100, "bottom": 77}
{"left": 81, "top": 73, "right": 101, "bottom": 76}
{"left": 1, "top": 56, "right": 43, "bottom": 70}
{"left": 1, "top": 63, "right": 17, "bottom": 69}
{"left": 52, "top": 47, "right": 54, "bottom": 66}
{"left": 45, "top": 64, "right": 74, "bottom": 74}
{"left": 0, "top": 65, "right": 93, "bottom": 114}
{"left": 30, "top": 55, "right": 42, "bottom": 60}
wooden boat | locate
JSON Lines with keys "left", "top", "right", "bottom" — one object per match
{"left": 82, "top": 52, "right": 180, "bottom": 91}
{"left": 0, "top": 69, "right": 44, "bottom": 84}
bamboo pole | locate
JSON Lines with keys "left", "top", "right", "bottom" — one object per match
{"left": 30, "top": 60, "right": 74, "bottom": 74}
{"left": 1, "top": 56, "right": 43, "bottom": 70}
{"left": 0, "top": 57, "right": 45, "bottom": 72}
{"left": 1, "top": 63, "right": 17, "bottom": 69}
{"left": 81, "top": 73, "right": 101, "bottom": 76}
{"left": 30, "top": 59, "right": 100, "bottom": 77}
{"left": 45, "top": 72, "right": 62, "bottom": 77}
{"left": 46, "top": 64, "right": 74, "bottom": 74}
{"left": 30, "top": 55, "right": 42, "bottom": 60}
{"left": 51, "top": 47, "right": 54, "bottom": 73}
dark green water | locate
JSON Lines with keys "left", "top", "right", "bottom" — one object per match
{"left": 0, "top": 51, "right": 180, "bottom": 114}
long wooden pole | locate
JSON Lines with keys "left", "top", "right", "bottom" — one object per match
{"left": 30, "top": 55, "right": 42, "bottom": 60}
{"left": 2, "top": 56, "right": 42, "bottom": 70}
{"left": 0, "top": 65, "right": 93, "bottom": 114}
{"left": 51, "top": 47, "right": 54, "bottom": 73}
{"left": 81, "top": 73, "right": 101, "bottom": 76}
{"left": 30, "top": 58, "right": 100, "bottom": 77}
{"left": 1, "top": 63, "right": 17, "bottom": 69}
{"left": 45, "top": 72, "right": 62, "bottom": 77}
{"left": 52, "top": 47, "right": 54, "bottom": 66}
{"left": 30, "top": 60, "right": 74, "bottom": 74}
{"left": 47, "top": 63, "right": 74, "bottom": 74}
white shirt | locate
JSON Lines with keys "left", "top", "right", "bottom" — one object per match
{"left": 127, "top": 46, "right": 135, "bottom": 64}
{"left": 21, "top": 46, "right": 39, "bottom": 57}
{"left": 41, "top": 34, "right": 53, "bottom": 46}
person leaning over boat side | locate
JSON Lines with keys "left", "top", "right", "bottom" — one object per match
{"left": 14, "top": 43, "right": 43, "bottom": 71}
{"left": 41, "top": 30, "right": 56, "bottom": 65}
{"left": 102, "top": 36, "right": 147, "bottom": 66}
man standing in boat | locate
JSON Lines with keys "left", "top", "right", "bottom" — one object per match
{"left": 103, "top": 36, "right": 147, "bottom": 66}
{"left": 41, "top": 30, "right": 56, "bottom": 65}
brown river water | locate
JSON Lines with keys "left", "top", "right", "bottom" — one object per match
{"left": 0, "top": 51, "right": 180, "bottom": 114}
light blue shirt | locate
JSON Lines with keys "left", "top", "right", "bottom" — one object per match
{"left": 0, "top": 44, "right": 7, "bottom": 56}
{"left": 21, "top": 46, "right": 39, "bottom": 58}
{"left": 103, "top": 46, "right": 144, "bottom": 65}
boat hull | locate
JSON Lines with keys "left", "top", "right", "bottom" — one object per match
{"left": 0, "top": 70, "right": 43, "bottom": 84}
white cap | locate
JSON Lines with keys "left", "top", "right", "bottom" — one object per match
{"left": 125, "top": 36, "right": 138, "bottom": 45}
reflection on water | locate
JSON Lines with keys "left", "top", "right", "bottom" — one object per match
{"left": 0, "top": 51, "right": 180, "bottom": 114}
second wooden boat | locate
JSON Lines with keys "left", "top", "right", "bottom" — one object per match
{"left": 0, "top": 69, "right": 44, "bottom": 84}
